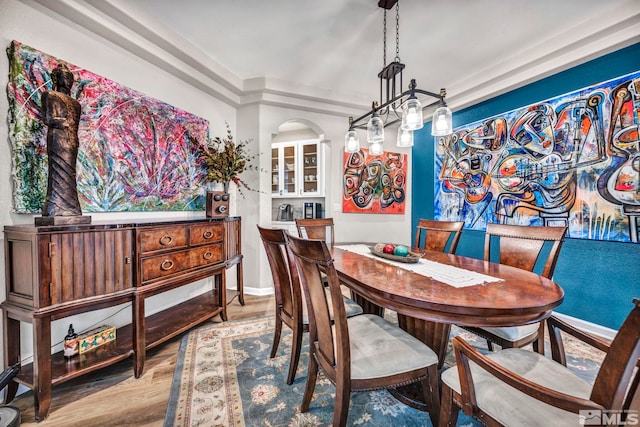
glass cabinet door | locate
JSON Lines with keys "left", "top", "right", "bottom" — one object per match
{"left": 272, "top": 143, "right": 298, "bottom": 196}
{"left": 271, "top": 147, "right": 279, "bottom": 195}
{"left": 300, "top": 141, "right": 321, "bottom": 196}
{"left": 282, "top": 144, "right": 297, "bottom": 195}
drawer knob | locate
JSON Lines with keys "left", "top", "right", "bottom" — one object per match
{"left": 203, "top": 251, "right": 213, "bottom": 260}
{"left": 203, "top": 230, "right": 213, "bottom": 239}
{"left": 159, "top": 235, "right": 173, "bottom": 245}
{"left": 160, "top": 260, "right": 174, "bottom": 271}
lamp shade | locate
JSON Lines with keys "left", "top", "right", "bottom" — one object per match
{"left": 431, "top": 105, "right": 453, "bottom": 136}
{"left": 396, "top": 127, "right": 414, "bottom": 147}
{"left": 401, "top": 97, "right": 423, "bottom": 130}
{"left": 367, "top": 114, "right": 385, "bottom": 143}
{"left": 344, "top": 129, "right": 360, "bottom": 153}
{"left": 369, "top": 140, "right": 383, "bottom": 155}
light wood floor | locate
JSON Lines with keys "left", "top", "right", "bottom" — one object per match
{"left": 10, "top": 294, "right": 274, "bottom": 427}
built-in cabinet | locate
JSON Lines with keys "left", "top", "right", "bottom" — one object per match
{"left": 2, "top": 217, "right": 243, "bottom": 421}
{"left": 271, "top": 139, "right": 323, "bottom": 198}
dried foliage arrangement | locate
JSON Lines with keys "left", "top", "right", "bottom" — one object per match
{"left": 196, "top": 123, "right": 259, "bottom": 194}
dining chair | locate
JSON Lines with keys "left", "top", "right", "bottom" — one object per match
{"left": 439, "top": 298, "right": 640, "bottom": 427}
{"left": 461, "top": 223, "right": 567, "bottom": 354}
{"left": 295, "top": 218, "right": 334, "bottom": 247}
{"left": 286, "top": 233, "right": 440, "bottom": 427}
{"left": 257, "top": 225, "right": 362, "bottom": 385}
{"left": 413, "top": 219, "right": 464, "bottom": 254}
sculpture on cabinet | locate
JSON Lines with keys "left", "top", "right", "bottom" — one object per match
{"left": 35, "top": 63, "right": 90, "bottom": 225}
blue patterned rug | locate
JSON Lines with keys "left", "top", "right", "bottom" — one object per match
{"left": 164, "top": 316, "right": 602, "bottom": 426}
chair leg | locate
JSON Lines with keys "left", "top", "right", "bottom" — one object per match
{"left": 301, "top": 353, "right": 318, "bottom": 412}
{"left": 333, "top": 376, "right": 351, "bottom": 427}
{"left": 270, "top": 315, "right": 283, "bottom": 359}
{"left": 438, "top": 382, "right": 459, "bottom": 427}
{"left": 533, "top": 322, "right": 545, "bottom": 355}
{"left": 422, "top": 367, "right": 440, "bottom": 427}
{"left": 287, "top": 324, "right": 303, "bottom": 385}
{"left": 486, "top": 340, "right": 494, "bottom": 351}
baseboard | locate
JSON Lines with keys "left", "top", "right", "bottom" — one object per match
{"left": 228, "top": 285, "right": 274, "bottom": 297}
{"left": 552, "top": 311, "right": 617, "bottom": 340}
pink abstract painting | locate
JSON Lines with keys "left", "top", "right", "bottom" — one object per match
{"left": 7, "top": 40, "right": 210, "bottom": 212}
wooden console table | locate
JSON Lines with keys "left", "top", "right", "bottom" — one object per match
{"left": 2, "top": 217, "right": 243, "bottom": 421}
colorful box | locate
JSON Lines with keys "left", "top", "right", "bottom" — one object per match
{"left": 78, "top": 325, "right": 116, "bottom": 354}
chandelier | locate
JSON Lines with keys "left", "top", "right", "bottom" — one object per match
{"left": 344, "top": 0, "right": 453, "bottom": 154}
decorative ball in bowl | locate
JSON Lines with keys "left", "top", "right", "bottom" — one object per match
{"left": 370, "top": 243, "right": 424, "bottom": 263}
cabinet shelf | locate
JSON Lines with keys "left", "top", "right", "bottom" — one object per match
{"left": 17, "top": 323, "right": 134, "bottom": 388}
{"left": 144, "top": 291, "right": 223, "bottom": 351}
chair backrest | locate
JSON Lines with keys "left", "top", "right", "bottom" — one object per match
{"left": 484, "top": 223, "right": 567, "bottom": 278}
{"left": 414, "top": 219, "right": 464, "bottom": 254}
{"left": 590, "top": 298, "right": 640, "bottom": 411}
{"left": 296, "top": 218, "right": 335, "bottom": 247}
{"left": 287, "top": 233, "right": 348, "bottom": 383}
{"left": 257, "top": 226, "right": 302, "bottom": 326}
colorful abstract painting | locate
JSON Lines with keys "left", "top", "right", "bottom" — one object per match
{"left": 434, "top": 70, "right": 640, "bottom": 243}
{"left": 343, "top": 148, "right": 407, "bottom": 214}
{"left": 7, "top": 40, "right": 210, "bottom": 213}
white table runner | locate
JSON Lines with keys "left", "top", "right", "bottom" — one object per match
{"left": 335, "top": 244, "right": 503, "bottom": 288}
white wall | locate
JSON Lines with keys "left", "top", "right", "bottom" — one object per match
{"left": 0, "top": 0, "right": 236, "bottom": 365}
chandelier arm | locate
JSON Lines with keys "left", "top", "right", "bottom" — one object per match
{"left": 350, "top": 88, "right": 445, "bottom": 128}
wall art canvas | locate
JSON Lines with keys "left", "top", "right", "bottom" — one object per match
{"left": 343, "top": 148, "right": 407, "bottom": 214}
{"left": 434, "top": 70, "right": 640, "bottom": 243}
{"left": 7, "top": 40, "right": 210, "bottom": 213}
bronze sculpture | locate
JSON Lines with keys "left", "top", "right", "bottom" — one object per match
{"left": 35, "top": 63, "right": 90, "bottom": 225}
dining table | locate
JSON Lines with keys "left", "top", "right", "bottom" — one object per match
{"left": 330, "top": 243, "right": 565, "bottom": 410}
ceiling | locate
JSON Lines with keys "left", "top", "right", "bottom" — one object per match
{"left": 34, "top": 0, "right": 640, "bottom": 116}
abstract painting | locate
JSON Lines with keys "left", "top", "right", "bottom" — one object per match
{"left": 7, "top": 40, "right": 210, "bottom": 213}
{"left": 434, "top": 70, "right": 640, "bottom": 243}
{"left": 343, "top": 148, "right": 407, "bottom": 214}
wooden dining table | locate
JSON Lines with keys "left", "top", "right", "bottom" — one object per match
{"left": 330, "top": 244, "right": 565, "bottom": 410}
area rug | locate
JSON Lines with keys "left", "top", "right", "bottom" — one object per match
{"left": 164, "top": 317, "right": 602, "bottom": 427}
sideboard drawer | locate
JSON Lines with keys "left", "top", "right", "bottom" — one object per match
{"left": 140, "top": 243, "right": 223, "bottom": 282}
{"left": 139, "top": 226, "right": 188, "bottom": 254}
{"left": 189, "top": 243, "right": 224, "bottom": 268}
{"left": 190, "top": 223, "right": 224, "bottom": 246}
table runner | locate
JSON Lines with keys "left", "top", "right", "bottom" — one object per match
{"left": 335, "top": 244, "right": 502, "bottom": 288}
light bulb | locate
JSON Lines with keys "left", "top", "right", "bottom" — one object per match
{"left": 431, "top": 105, "right": 453, "bottom": 136}
{"left": 369, "top": 140, "right": 383, "bottom": 155}
{"left": 396, "top": 128, "right": 413, "bottom": 147}
{"left": 344, "top": 129, "right": 360, "bottom": 153}
{"left": 401, "top": 98, "right": 423, "bottom": 131}
{"left": 367, "top": 114, "right": 384, "bottom": 143}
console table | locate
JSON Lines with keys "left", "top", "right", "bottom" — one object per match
{"left": 2, "top": 217, "right": 243, "bottom": 421}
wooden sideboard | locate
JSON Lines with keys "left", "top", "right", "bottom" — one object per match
{"left": 2, "top": 217, "right": 243, "bottom": 421}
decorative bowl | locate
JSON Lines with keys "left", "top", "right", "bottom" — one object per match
{"left": 369, "top": 243, "right": 424, "bottom": 263}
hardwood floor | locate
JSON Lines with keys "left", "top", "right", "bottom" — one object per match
{"left": 9, "top": 294, "right": 274, "bottom": 426}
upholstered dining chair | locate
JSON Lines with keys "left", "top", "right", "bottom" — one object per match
{"left": 461, "top": 223, "right": 567, "bottom": 354}
{"left": 413, "top": 219, "right": 464, "bottom": 254}
{"left": 287, "top": 233, "right": 441, "bottom": 427}
{"left": 257, "top": 225, "right": 362, "bottom": 385}
{"left": 295, "top": 218, "right": 334, "bottom": 247}
{"left": 439, "top": 298, "right": 640, "bottom": 427}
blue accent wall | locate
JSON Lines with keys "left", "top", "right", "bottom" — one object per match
{"left": 412, "top": 42, "right": 640, "bottom": 330}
